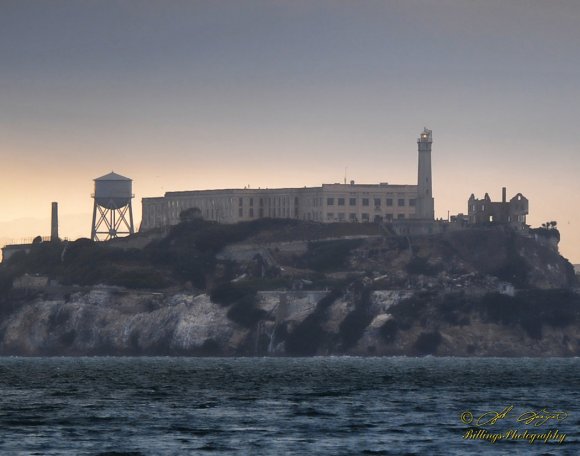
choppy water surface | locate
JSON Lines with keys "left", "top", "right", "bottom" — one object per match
{"left": 0, "top": 357, "right": 578, "bottom": 455}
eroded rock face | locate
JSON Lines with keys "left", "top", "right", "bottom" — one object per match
{"left": 1, "top": 287, "right": 579, "bottom": 357}
{"left": 0, "top": 289, "right": 245, "bottom": 356}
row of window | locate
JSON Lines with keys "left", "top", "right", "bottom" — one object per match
{"left": 327, "top": 197, "right": 416, "bottom": 207}
{"left": 239, "top": 207, "right": 299, "bottom": 218}
{"left": 239, "top": 197, "right": 300, "bottom": 207}
{"left": 471, "top": 203, "right": 527, "bottom": 213}
{"left": 326, "top": 212, "right": 406, "bottom": 221}
{"left": 166, "top": 196, "right": 419, "bottom": 211}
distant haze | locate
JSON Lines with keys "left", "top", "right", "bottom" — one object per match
{"left": 1, "top": 1, "right": 579, "bottom": 262}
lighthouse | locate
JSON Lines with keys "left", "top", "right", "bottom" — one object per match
{"left": 415, "top": 128, "right": 434, "bottom": 219}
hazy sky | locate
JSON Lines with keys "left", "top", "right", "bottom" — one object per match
{"left": 1, "top": 1, "right": 580, "bottom": 262}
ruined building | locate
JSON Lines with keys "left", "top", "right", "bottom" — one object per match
{"left": 140, "top": 128, "right": 435, "bottom": 231}
{"left": 468, "top": 187, "right": 528, "bottom": 229}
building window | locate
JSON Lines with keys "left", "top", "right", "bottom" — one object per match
{"left": 259, "top": 198, "right": 264, "bottom": 207}
{"left": 398, "top": 199, "right": 405, "bottom": 207}
{"left": 362, "top": 213, "right": 369, "bottom": 221}
{"left": 349, "top": 213, "right": 357, "bottom": 221}
{"left": 338, "top": 198, "right": 345, "bottom": 206}
{"left": 362, "top": 198, "right": 369, "bottom": 206}
{"left": 409, "top": 199, "right": 416, "bottom": 207}
{"left": 239, "top": 197, "right": 243, "bottom": 207}
{"left": 326, "top": 212, "right": 334, "bottom": 220}
{"left": 327, "top": 198, "right": 335, "bottom": 206}
{"left": 249, "top": 208, "right": 254, "bottom": 217}
{"left": 385, "top": 214, "right": 393, "bottom": 221}
{"left": 386, "top": 198, "right": 393, "bottom": 207}
{"left": 238, "top": 208, "right": 243, "bottom": 217}
{"left": 397, "top": 214, "right": 405, "bottom": 219}
{"left": 259, "top": 208, "right": 264, "bottom": 217}
{"left": 338, "top": 212, "right": 345, "bottom": 221}
{"left": 349, "top": 198, "right": 356, "bottom": 206}
{"left": 249, "top": 198, "right": 254, "bottom": 207}
{"left": 374, "top": 198, "right": 381, "bottom": 207}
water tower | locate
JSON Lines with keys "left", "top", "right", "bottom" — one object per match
{"left": 91, "top": 172, "right": 134, "bottom": 241}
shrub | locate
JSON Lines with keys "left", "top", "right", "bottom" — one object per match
{"left": 210, "top": 281, "right": 265, "bottom": 328}
{"left": 437, "top": 293, "right": 471, "bottom": 326}
{"left": 179, "top": 207, "right": 203, "bottom": 222}
{"left": 339, "top": 289, "right": 373, "bottom": 350}
{"left": 226, "top": 295, "right": 266, "bottom": 328}
{"left": 0, "top": 270, "right": 13, "bottom": 297}
{"left": 520, "top": 318, "right": 543, "bottom": 340}
{"left": 210, "top": 282, "right": 258, "bottom": 306}
{"left": 492, "top": 234, "right": 530, "bottom": 287}
{"left": 406, "top": 256, "right": 439, "bottom": 276}
{"left": 285, "top": 289, "right": 342, "bottom": 355}
{"left": 476, "top": 290, "right": 580, "bottom": 340}
{"left": 109, "top": 269, "right": 170, "bottom": 289}
{"left": 301, "top": 239, "right": 363, "bottom": 272}
{"left": 530, "top": 227, "right": 560, "bottom": 242}
{"left": 379, "top": 319, "right": 398, "bottom": 343}
{"left": 413, "top": 331, "right": 442, "bottom": 355}
{"left": 388, "top": 292, "right": 434, "bottom": 330}
{"left": 170, "top": 252, "right": 211, "bottom": 289}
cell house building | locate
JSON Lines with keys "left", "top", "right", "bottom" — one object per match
{"left": 140, "top": 128, "right": 435, "bottom": 231}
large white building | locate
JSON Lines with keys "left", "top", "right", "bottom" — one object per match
{"left": 140, "top": 128, "right": 434, "bottom": 231}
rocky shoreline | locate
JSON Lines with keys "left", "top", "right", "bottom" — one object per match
{"left": 1, "top": 285, "right": 578, "bottom": 357}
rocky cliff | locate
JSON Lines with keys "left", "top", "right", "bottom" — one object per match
{"left": 1, "top": 286, "right": 578, "bottom": 357}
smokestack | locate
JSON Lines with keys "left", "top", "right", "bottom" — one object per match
{"left": 502, "top": 187, "right": 507, "bottom": 203}
{"left": 51, "top": 202, "right": 59, "bottom": 242}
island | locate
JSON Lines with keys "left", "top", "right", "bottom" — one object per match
{"left": 0, "top": 218, "right": 578, "bottom": 357}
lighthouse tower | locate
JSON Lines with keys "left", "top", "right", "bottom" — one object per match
{"left": 415, "top": 128, "right": 434, "bottom": 220}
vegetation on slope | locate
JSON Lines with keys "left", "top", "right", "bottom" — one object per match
{"left": 379, "top": 289, "right": 580, "bottom": 344}
{"left": 1, "top": 218, "right": 578, "bottom": 354}
{"left": 284, "top": 289, "right": 342, "bottom": 356}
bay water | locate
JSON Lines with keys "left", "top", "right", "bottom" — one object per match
{"left": 0, "top": 357, "right": 578, "bottom": 455}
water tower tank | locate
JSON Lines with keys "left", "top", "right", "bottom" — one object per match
{"left": 91, "top": 171, "right": 135, "bottom": 241}
{"left": 94, "top": 172, "right": 133, "bottom": 209}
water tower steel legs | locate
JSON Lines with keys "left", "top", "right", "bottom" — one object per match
{"left": 91, "top": 199, "right": 134, "bottom": 241}
{"left": 129, "top": 205, "right": 134, "bottom": 237}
